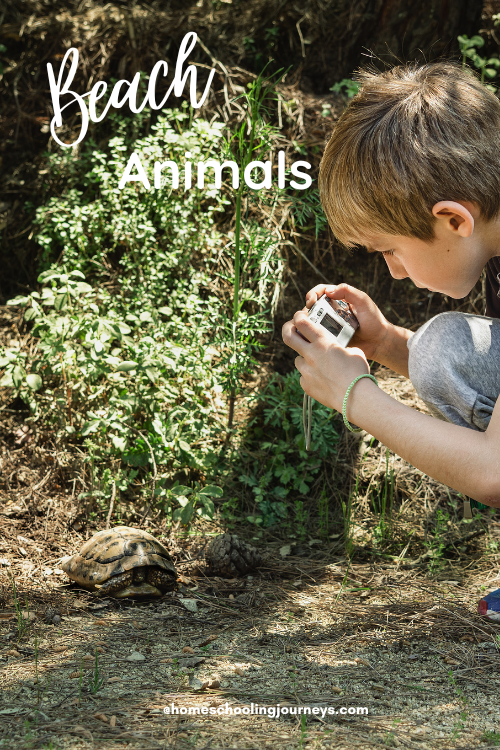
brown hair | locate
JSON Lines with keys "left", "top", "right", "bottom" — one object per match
{"left": 319, "top": 62, "right": 500, "bottom": 247}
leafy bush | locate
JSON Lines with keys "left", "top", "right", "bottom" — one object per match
{"left": 2, "top": 104, "right": 284, "bottom": 515}
{"left": 238, "top": 370, "right": 340, "bottom": 527}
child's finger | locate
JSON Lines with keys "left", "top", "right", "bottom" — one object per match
{"left": 282, "top": 319, "right": 312, "bottom": 354}
{"left": 325, "top": 282, "right": 364, "bottom": 304}
{"left": 305, "top": 284, "right": 337, "bottom": 308}
{"left": 293, "top": 310, "right": 328, "bottom": 343}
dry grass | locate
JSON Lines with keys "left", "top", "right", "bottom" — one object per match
{"left": 1, "top": 510, "right": 500, "bottom": 750}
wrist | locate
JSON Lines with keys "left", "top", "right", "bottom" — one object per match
{"left": 371, "top": 320, "right": 412, "bottom": 376}
{"left": 343, "top": 374, "right": 379, "bottom": 432}
{"left": 343, "top": 375, "right": 381, "bottom": 428}
{"left": 370, "top": 318, "right": 395, "bottom": 363}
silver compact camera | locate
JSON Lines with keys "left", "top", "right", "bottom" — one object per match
{"left": 303, "top": 295, "right": 359, "bottom": 450}
{"left": 307, "top": 294, "right": 359, "bottom": 345}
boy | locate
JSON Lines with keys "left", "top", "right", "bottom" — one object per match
{"left": 282, "top": 61, "right": 500, "bottom": 618}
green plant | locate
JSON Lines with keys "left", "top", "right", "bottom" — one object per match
{"left": 481, "top": 730, "right": 500, "bottom": 745}
{"left": 243, "top": 27, "right": 279, "bottom": 70}
{"left": 330, "top": 79, "right": 360, "bottom": 99}
{"left": 384, "top": 718, "right": 401, "bottom": 746}
{"left": 299, "top": 714, "right": 308, "bottom": 748}
{"left": 34, "top": 636, "right": 41, "bottom": 707}
{"left": 166, "top": 482, "right": 223, "bottom": 524}
{"left": 286, "top": 185, "right": 327, "bottom": 237}
{"left": 447, "top": 669, "right": 468, "bottom": 741}
{"left": 88, "top": 648, "right": 104, "bottom": 695}
{"left": 371, "top": 448, "right": 394, "bottom": 547}
{"left": 10, "top": 578, "right": 30, "bottom": 640}
{"left": 3, "top": 95, "right": 289, "bottom": 527}
{"left": 458, "top": 34, "right": 500, "bottom": 87}
{"left": 317, "top": 486, "right": 329, "bottom": 539}
{"left": 78, "top": 658, "right": 84, "bottom": 703}
{"left": 334, "top": 558, "right": 352, "bottom": 604}
{"left": 342, "top": 475, "right": 358, "bottom": 559}
{"left": 223, "top": 64, "right": 286, "bottom": 427}
{"left": 238, "top": 370, "right": 340, "bottom": 527}
{"left": 426, "top": 508, "right": 449, "bottom": 574}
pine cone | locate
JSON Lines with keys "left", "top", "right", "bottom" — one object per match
{"left": 205, "top": 534, "right": 263, "bottom": 577}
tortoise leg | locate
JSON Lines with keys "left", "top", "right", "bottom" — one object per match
{"left": 96, "top": 571, "right": 133, "bottom": 597}
{"left": 147, "top": 568, "right": 177, "bottom": 593}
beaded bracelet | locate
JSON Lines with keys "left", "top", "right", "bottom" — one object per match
{"left": 342, "top": 374, "right": 379, "bottom": 433}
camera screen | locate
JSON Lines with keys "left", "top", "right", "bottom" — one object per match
{"left": 320, "top": 313, "right": 342, "bottom": 337}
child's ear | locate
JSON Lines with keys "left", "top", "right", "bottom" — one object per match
{"left": 431, "top": 201, "right": 477, "bottom": 238}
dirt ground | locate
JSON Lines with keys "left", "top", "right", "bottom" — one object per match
{"left": 2, "top": 304, "right": 500, "bottom": 750}
{"left": 1, "top": 496, "right": 500, "bottom": 750}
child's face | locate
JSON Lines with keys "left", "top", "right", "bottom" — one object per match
{"left": 361, "top": 226, "right": 488, "bottom": 299}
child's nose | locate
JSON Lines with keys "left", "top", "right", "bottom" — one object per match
{"left": 384, "top": 255, "right": 408, "bottom": 280}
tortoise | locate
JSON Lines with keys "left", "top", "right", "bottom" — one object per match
{"left": 61, "top": 526, "right": 178, "bottom": 598}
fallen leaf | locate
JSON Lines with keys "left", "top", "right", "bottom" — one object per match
{"left": 94, "top": 619, "right": 111, "bottom": 626}
{"left": 198, "top": 634, "right": 218, "bottom": 647}
{"left": 96, "top": 647, "right": 105, "bottom": 654}
{"left": 108, "top": 677, "right": 122, "bottom": 683}
{"left": 95, "top": 641, "right": 108, "bottom": 646}
{"left": 109, "top": 715, "right": 117, "bottom": 728}
{"left": 159, "top": 658, "right": 173, "bottom": 664}
{"left": 6, "top": 650, "right": 21, "bottom": 657}
{"left": 0, "top": 613, "right": 14, "bottom": 620}
{"left": 53, "top": 646, "right": 67, "bottom": 653}
{"left": 178, "top": 574, "right": 193, "bottom": 585}
{"left": 133, "top": 620, "right": 143, "bottom": 629}
{"left": 288, "top": 606, "right": 304, "bottom": 614}
{"left": 444, "top": 657, "right": 460, "bottom": 665}
{"left": 94, "top": 713, "right": 108, "bottom": 723}
{"left": 180, "top": 599, "right": 198, "bottom": 613}
{"left": 208, "top": 679, "right": 220, "bottom": 689}
{"left": 331, "top": 686, "right": 342, "bottom": 694}
{"left": 69, "top": 671, "right": 81, "bottom": 678}
{"left": 280, "top": 545, "right": 291, "bottom": 557}
{"left": 234, "top": 666, "right": 244, "bottom": 676}
{"left": 182, "top": 646, "right": 194, "bottom": 654}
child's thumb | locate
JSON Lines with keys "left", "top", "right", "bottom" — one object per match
{"left": 326, "top": 283, "right": 366, "bottom": 307}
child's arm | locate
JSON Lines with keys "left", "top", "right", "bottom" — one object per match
{"left": 305, "top": 283, "right": 412, "bottom": 377}
{"left": 282, "top": 311, "right": 500, "bottom": 506}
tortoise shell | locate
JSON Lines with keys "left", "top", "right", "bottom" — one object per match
{"left": 61, "top": 526, "right": 177, "bottom": 590}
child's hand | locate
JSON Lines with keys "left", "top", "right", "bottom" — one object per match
{"left": 305, "top": 283, "right": 391, "bottom": 362}
{"left": 282, "top": 310, "right": 371, "bottom": 412}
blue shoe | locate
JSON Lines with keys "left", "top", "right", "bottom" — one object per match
{"left": 478, "top": 588, "right": 500, "bottom": 621}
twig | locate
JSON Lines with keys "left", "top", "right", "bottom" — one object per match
{"left": 283, "top": 240, "right": 329, "bottom": 282}
{"left": 105, "top": 480, "right": 116, "bottom": 530}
